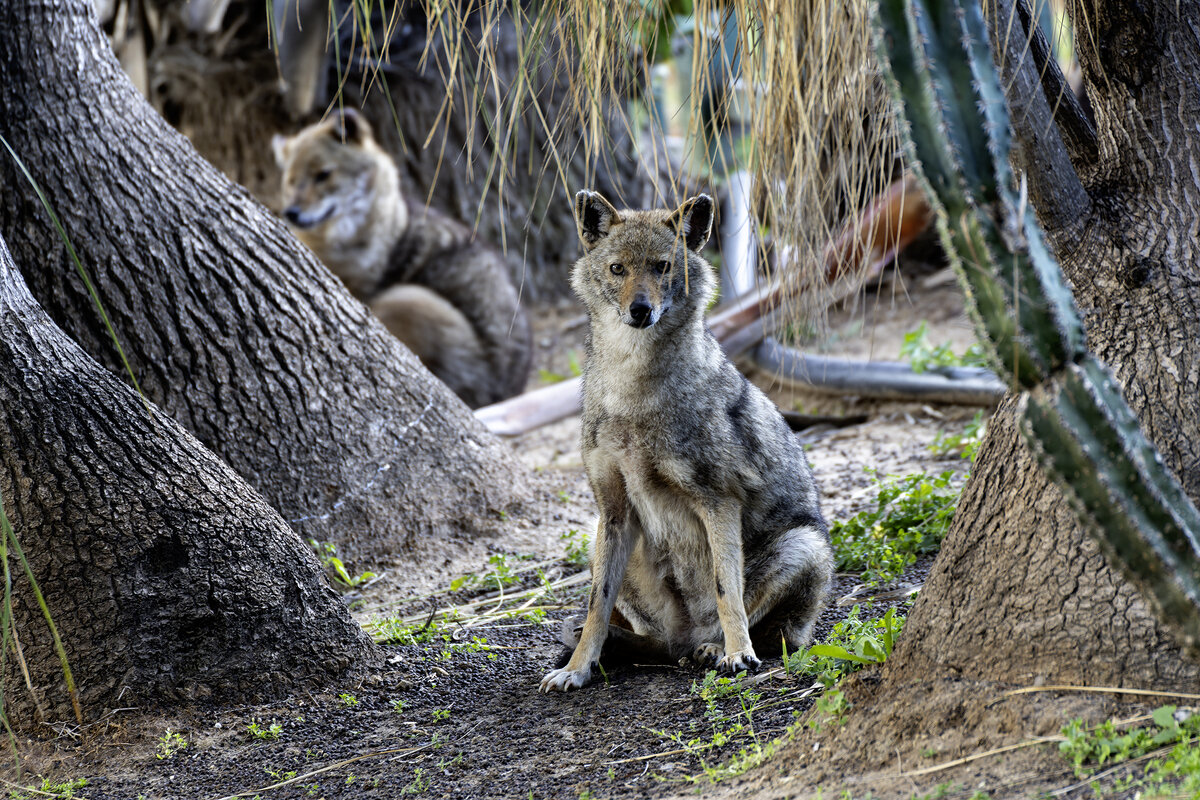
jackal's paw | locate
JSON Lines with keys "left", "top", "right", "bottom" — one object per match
{"left": 717, "top": 649, "right": 761, "bottom": 674}
{"left": 692, "top": 643, "right": 724, "bottom": 667}
{"left": 540, "top": 666, "right": 592, "bottom": 693}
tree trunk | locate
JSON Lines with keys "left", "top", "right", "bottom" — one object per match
{"left": 0, "top": 233, "right": 375, "bottom": 727}
{"left": 0, "top": 0, "right": 530, "bottom": 567}
{"left": 885, "top": 0, "right": 1200, "bottom": 688}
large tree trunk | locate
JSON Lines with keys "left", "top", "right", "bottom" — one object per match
{"left": 885, "top": 0, "right": 1200, "bottom": 688}
{"left": 0, "top": 233, "right": 375, "bottom": 727}
{"left": 0, "top": 0, "right": 530, "bottom": 567}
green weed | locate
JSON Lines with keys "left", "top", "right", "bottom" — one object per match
{"left": 929, "top": 410, "right": 988, "bottom": 462}
{"left": 401, "top": 767, "right": 429, "bottom": 795}
{"left": 155, "top": 729, "right": 188, "bottom": 760}
{"left": 7, "top": 777, "right": 90, "bottom": 799}
{"left": 246, "top": 720, "right": 283, "bottom": 741}
{"left": 787, "top": 606, "right": 904, "bottom": 687}
{"left": 450, "top": 554, "right": 522, "bottom": 592}
{"left": 899, "top": 322, "right": 988, "bottom": 374}
{"left": 831, "top": 470, "right": 962, "bottom": 586}
{"left": 308, "top": 540, "right": 376, "bottom": 590}
{"left": 1059, "top": 705, "right": 1200, "bottom": 795}
{"left": 807, "top": 689, "right": 850, "bottom": 732}
{"left": 338, "top": 693, "right": 358, "bottom": 707}
{"left": 561, "top": 528, "right": 590, "bottom": 568}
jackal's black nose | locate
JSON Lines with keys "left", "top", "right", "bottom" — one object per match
{"left": 283, "top": 205, "right": 303, "bottom": 224}
{"left": 628, "top": 297, "right": 654, "bottom": 328}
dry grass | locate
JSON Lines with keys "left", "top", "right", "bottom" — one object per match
{"left": 366, "top": 0, "right": 904, "bottom": 324}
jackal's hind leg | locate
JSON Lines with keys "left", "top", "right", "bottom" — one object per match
{"left": 748, "top": 533, "right": 833, "bottom": 656}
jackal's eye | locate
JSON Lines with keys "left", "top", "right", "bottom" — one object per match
{"left": 314, "top": 168, "right": 333, "bottom": 184}
{"left": 609, "top": 263, "right": 625, "bottom": 276}
{"left": 654, "top": 260, "right": 671, "bottom": 274}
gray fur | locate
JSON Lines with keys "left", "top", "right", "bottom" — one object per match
{"left": 541, "top": 191, "right": 833, "bottom": 693}
{"left": 275, "top": 112, "right": 532, "bottom": 407}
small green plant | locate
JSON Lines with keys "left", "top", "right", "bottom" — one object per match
{"left": 787, "top": 606, "right": 905, "bottom": 687}
{"left": 308, "top": 539, "right": 377, "bottom": 590}
{"left": 338, "top": 693, "right": 358, "bottom": 707}
{"left": 247, "top": 720, "right": 283, "bottom": 741}
{"left": 155, "top": 729, "right": 188, "bottom": 760}
{"left": 431, "top": 708, "right": 451, "bottom": 722}
{"left": 401, "top": 767, "right": 429, "bottom": 795}
{"left": 8, "top": 777, "right": 90, "bottom": 799}
{"left": 369, "top": 611, "right": 460, "bottom": 645}
{"left": 557, "top": 489, "right": 572, "bottom": 504}
{"left": 561, "top": 527, "right": 590, "bottom": 568}
{"left": 929, "top": 410, "right": 988, "bottom": 462}
{"left": 391, "top": 699, "right": 405, "bottom": 714}
{"left": 450, "top": 554, "right": 524, "bottom": 592}
{"left": 831, "top": 470, "right": 962, "bottom": 586}
{"left": 807, "top": 689, "right": 850, "bottom": 732}
{"left": 1059, "top": 705, "right": 1200, "bottom": 777}
{"left": 899, "top": 322, "right": 988, "bottom": 374}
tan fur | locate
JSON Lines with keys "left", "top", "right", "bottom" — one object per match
{"left": 273, "top": 109, "right": 532, "bottom": 407}
{"left": 541, "top": 191, "right": 833, "bottom": 693}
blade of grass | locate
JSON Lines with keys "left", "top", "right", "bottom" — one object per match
{"left": 0, "top": 135, "right": 149, "bottom": 417}
{"left": 0, "top": 499, "right": 82, "bottom": 725}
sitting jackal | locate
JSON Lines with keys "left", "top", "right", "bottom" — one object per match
{"left": 541, "top": 191, "right": 833, "bottom": 692}
{"left": 272, "top": 109, "right": 532, "bottom": 408}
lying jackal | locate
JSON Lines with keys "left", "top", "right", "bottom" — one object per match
{"left": 272, "top": 109, "right": 531, "bottom": 407}
{"left": 541, "top": 191, "right": 833, "bottom": 692}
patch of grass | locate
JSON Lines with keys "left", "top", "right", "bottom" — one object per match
{"left": 831, "top": 470, "right": 962, "bottom": 586}
{"left": 308, "top": 540, "right": 377, "bottom": 591}
{"left": 450, "top": 554, "right": 522, "bottom": 592}
{"left": 246, "top": 720, "right": 283, "bottom": 741}
{"left": 1059, "top": 705, "right": 1200, "bottom": 796}
{"left": 7, "top": 777, "right": 90, "bottom": 799}
{"left": 929, "top": 410, "right": 988, "bottom": 462}
{"left": 899, "top": 322, "right": 989, "bottom": 374}
{"left": 561, "top": 528, "right": 590, "bottom": 568}
{"left": 338, "top": 693, "right": 358, "bottom": 707}
{"left": 808, "top": 689, "right": 851, "bottom": 732}
{"left": 401, "top": 767, "right": 429, "bottom": 795}
{"left": 786, "top": 606, "right": 905, "bottom": 687}
{"left": 155, "top": 729, "right": 188, "bottom": 760}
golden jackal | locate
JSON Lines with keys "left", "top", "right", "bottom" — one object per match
{"left": 272, "top": 109, "right": 531, "bottom": 407}
{"left": 541, "top": 191, "right": 833, "bottom": 692}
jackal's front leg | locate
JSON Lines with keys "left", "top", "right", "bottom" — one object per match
{"left": 700, "top": 504, "right": 760, "bottom": 674}
{"left": 540, "top": 483, "right": 635, "bottom": 692}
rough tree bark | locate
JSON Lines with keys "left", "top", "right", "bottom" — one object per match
{"left": 0, "top": 233, "right": 375, "bottom": 726}
{"left": 886, "top": 0, "right": 1200, "bottom": 688}
{"left": 0, "top": 0, "right": 531, "bottom": 566}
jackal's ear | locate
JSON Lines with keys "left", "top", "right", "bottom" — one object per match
{"left": 574, "top": 191, "right": 622, "bottom": 251}
{"left": 271, "top": 134, "right": 291, "bottom": 168}
{"left": 330, "top": 108, "right": 371, "bottom": 145}
{"left": 666, "top": 195, "right": 714, "bottom": 252}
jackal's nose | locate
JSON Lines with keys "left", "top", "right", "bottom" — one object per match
{"left": 283, "top": 205, "right": 303, "bottom": 224}
{"left": 628, "top": 297, "right": 655, "bottom": 328}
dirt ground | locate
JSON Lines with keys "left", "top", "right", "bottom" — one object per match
{"left": 2, "top": 266, "right": 1161, "bottom": 800}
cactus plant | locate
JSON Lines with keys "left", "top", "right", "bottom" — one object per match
{"left": 874, "top": 0, "right": 1200, "bottom": 654}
